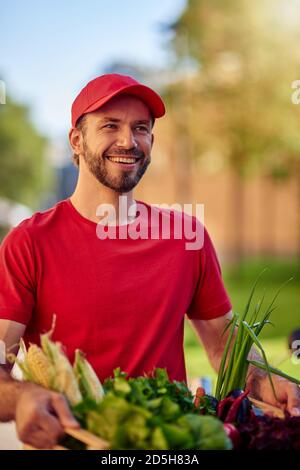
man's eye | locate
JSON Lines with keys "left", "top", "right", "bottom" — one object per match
{"left": 136, "top": 126, "right": 149, "bottom": 132}
{"left": 103, "top": 124, "right": 117, "bottom": 129}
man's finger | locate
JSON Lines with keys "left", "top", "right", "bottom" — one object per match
{"left": 50, "top": 393, "right": 80, "bottom": 428}
{"left": 286, "top": 385, "right": 300, "bottom": 416}
{"left": 40, "top": 409, "right": 65, "bottom": 438}
{"left": 19, "top": 413, "right": 63, "bottom": 449}
{"left": 27, "top": 427, "right": 61, "bottom": 449}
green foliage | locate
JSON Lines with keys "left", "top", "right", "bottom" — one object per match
{"left": 185, "top": 335, "right": 300, "bottom": 386}
{"left": 0, "top": 95, "right": 53, "bottom": 207}
{"left": 184, "top": 259, "right": 300, "bottom": 343}
{"left": 103, "top": 367, "right": 195, "bottom": 413}
{"left": 76, "top": 368, "right": 231, "bottom": 450}
{"left": 224, "top": 283, "right": 300, "bottom": 340}
{"left": 184, "top": 272, "right": 300, "bottom": 400}
{"left": 225, "top": 258, "right": 300, "bottom": 284}
{"left": 166, "top": 0, "right": 300, "bottom": 179}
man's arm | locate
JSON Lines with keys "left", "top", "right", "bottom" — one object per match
{"left": 189, "top": 310, "right": 233, "bottom": 373}
{"left": 189, "top": 310, "right": 263, "bottom": 374}
{"left": 0, "top": 319, "right": 79, "bottom": 448}
{"left": 189, "top": 311, "right": 300, "bottom": 415}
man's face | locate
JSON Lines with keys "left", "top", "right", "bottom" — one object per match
{"left": 79, "top": 95, "right": 153, "bottom": 193}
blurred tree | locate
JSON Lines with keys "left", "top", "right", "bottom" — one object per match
{"left": 0, "top": 94, "right": 52, "bottom": 208}
{"left": 102, "top": 61, "right": 146, "bottom": 82}
{"left": 165, "top": 0, "right": 300, "bottom": 260}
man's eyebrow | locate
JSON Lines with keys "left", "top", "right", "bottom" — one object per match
{"left": 96, "top": 117, "right": 152, "bottom": 126}
{"left": 96, "top": 117, "right": 121, "bottom": 124}
{"left": 135, "top": 119, "right": 151, "bottom": 125}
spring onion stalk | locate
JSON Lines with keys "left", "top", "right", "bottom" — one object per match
{"left": 247, "top": 360, "right": 300, "bottom": 386}
{"left": 215, "top": 273, "right": 296, "bottom": 401}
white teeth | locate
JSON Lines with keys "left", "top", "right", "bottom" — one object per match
{"left": 107, "top": 157, "right": 137, "bottom": 164}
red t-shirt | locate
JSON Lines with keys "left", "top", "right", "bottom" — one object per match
{"left": 0, "top": 199, "right": 232, "bottom": 383}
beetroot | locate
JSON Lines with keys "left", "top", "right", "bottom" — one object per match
{"left": 223, "top": 423, "right": 241, "bottom": 449}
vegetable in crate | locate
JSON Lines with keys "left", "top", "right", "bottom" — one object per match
{"left": 103, "top": 367, "right": 196, "bottom": 412}
{"left": 11, "top": 330, "right": 231, "bottom": 449}
{"left": 41, "top": 333, "right": 82, "bottom": 405}
{"left": 214, "top": 273, "right": 300, "bottom": 407}
{"left": 194, "top": 387, "right": 218, "bottom": 416}
{"left": 217, "top": 389, "right": 254, "bottom": 424}
{"left": 9, "top": 335, "right": 82, "bottom": 405}
{"left": 74, "top": 368, "right": 232, "bottom": 450}
{"left": 223, "top": 423, "right": 240, "bottom": 449}
{"left": 85, "top": 393, "right": 231, "bottom": 450}
{"left": 236, "top": 414, "right": 300, "bottom": 450}
{"left": 74, "top": 349, "right": 104, "bottom": 402}
{"left": 23, "top": 342, "right": 55, "bottom": 389}
{"left": 9, "top": 329, "right": 104, "bottom": 407}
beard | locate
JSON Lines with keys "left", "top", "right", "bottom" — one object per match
{"left": 82, "top": 139, "right": 151, "bottom": 193}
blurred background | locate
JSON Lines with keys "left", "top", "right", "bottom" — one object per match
{"left": 0, "top": 0, "right": 300, "bottom": 446}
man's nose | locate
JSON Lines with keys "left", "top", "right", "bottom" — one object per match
{"left": 115, "top": 127, "right": 137, "bottom": 149}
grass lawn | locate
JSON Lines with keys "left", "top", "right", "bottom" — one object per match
{"left": 222, "top": 257, "right": 299, "bottom": 338}
{"left": 184, "top": 326, "right": 300, "bottom": 389}
{"left": 184, "top": 257, "right": 300, "bottom": 389}
{"left": 223, "top": 281, "right": 300, "bottom": 340}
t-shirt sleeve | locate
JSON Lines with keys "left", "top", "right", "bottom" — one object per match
{"left": 0, "top": 225, "right": 36, "bottom": 324}
{"left": 186, "top": 226, "right": 232, "bottom": 320}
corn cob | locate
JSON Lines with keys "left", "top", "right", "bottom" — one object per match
{"left": 26, "top": 344, "right": 55, "bottom": 388}
{"left": 6, "top": 340, "right": 35, "bottom": 383}
{"left": 74, "top": 349, "right": 104, "bottom": 402}
{"left": 41, "top": 333, "right": 82, "bottom": 405}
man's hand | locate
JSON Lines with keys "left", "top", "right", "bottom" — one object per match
{"left": 190, "top": 313, "right": 300, "bottom": 417}
{"left": 248, "top": 372, "right": 300, "bottom": 417}
{"left": 15, "top": 383, "right": 79, "bottom": 449}
{"left": 0, "top": 319, "right": 79, "bottom": 448}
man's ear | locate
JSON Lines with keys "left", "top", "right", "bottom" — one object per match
{"left": 69, "top": 127, "right": 84, "bottom": 155}
{"left": 151, "top": 133, "right": 154, "bottom": 148}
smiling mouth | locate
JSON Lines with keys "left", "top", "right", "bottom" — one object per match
{"left": 106, "top": 156, "right": 141, "bottom": 164}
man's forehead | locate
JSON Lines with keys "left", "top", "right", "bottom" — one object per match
{"left": 90, "top": 94, "right": 152, "bottom": 121}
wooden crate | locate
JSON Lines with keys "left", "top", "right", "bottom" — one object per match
{"left": 23, "top": 427, "right": 109, "bottom": 450}
{"left": 249, "top": 396, "right": 285, "bottom": 418}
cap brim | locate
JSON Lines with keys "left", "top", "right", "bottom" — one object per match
{"left": 83, "top": 83, "right": 165, "bottom": 120}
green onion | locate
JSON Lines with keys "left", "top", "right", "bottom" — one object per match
{"left": 214, "top": 273, "right": 296, "bottom": 401}
{"left": 247, "top": 360, "right": 300, "bottom": 386}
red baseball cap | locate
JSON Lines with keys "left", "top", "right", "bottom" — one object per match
{"left": 71, "top": 73, "right": 166, "bottom": 128}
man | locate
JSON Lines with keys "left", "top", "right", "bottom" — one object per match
{"left": 0, "top": 74, "right": 299, "bottom": 449}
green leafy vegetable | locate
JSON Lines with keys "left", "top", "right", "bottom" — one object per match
{"left": 74, "top": 368, "right": 231, "bottom": 450}
{"left": 215, "top": 273, "right": 297, "bottom": 401}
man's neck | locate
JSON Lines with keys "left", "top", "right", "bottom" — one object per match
{"left": 70, "top": 167, "right": 136, "bottom": 224}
